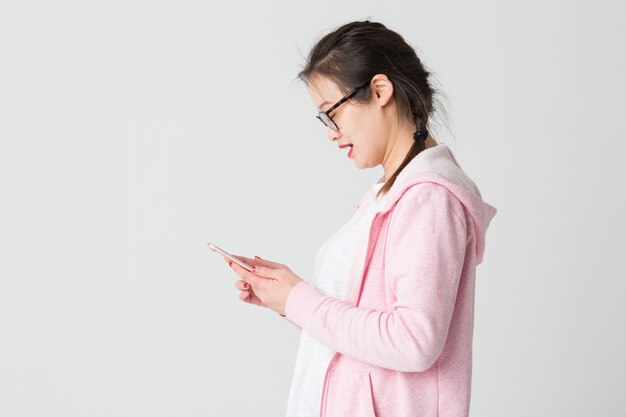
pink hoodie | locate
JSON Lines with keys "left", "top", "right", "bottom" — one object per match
{"left": 284, "top": 145, "right": 497, "bottom": 417}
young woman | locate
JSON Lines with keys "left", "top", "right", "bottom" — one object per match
{"left": 226, "top": 20, "right": 497, "bottom": 417}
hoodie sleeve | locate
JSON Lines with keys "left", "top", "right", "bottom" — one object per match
{"left": 284, "top": 183, "right": 468, "bottom": 372}
{"left": 280, "top": 313, "right": 301, "bottom": 329}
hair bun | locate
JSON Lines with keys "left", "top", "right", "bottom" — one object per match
{"left": 412, "top": 128, "right": 428, "bottom": 141}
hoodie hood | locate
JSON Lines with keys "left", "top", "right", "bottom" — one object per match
{"left": 372, "top": 143, "right": 497, "bottom": 264}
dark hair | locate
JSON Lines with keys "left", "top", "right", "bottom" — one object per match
{"left": 295, "top": 19, "right": 449, "bottom": 199}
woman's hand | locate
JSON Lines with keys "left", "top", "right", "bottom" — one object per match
{"left": 224, "top": 255, "right": 266, "bottom": 307}
{"left": 224, "top": 255, "right": 304, "bottom": 316}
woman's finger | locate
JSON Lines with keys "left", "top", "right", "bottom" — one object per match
{"left": 239, "top": 288, "right": 266, "bottom": 308}
{"left": 230, "top": 254, "right": 257, "bottom": 267}
{"left": 235, "top": 280, "right": 250, "bottom": 291}
{"left": 254, "top": 256, "right": 288, "bottom": 270}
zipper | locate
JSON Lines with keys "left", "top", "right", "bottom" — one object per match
{"left": 319, "top": 353, "right": 339, "bottom": 417}
{"left": 351, "top": 212, "right": 381, "bottom": 305}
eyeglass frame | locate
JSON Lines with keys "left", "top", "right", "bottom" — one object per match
{"left": 315, "top": 79, "right": 372, "bottom": 132}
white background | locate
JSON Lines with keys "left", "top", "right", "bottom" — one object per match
{"left": 1, "top": 1, "right": 625, "bottom": 416}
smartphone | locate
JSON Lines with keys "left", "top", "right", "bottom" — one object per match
{"left": 207, "top": 242, "right": 255, "bottom": 272}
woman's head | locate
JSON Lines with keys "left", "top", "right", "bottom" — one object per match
{"left": 297, "top": 20, "right": 442, "bottom": 198}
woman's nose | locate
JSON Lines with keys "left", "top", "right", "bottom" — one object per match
{"left": 327, "top": 127, "right": 340, "bottom": 142}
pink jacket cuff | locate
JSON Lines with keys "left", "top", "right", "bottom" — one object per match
{"left": 285, "top": 280, "right": 323, "bottom": 328}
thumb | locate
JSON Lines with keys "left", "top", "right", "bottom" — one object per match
{"left": 251, "top": 265, "right": 280, "bottom": 280}
{"left": 254, "top": 256, "right": 288, "bottom": 270}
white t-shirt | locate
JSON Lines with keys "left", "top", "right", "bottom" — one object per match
{"left": 284, "top": 177, "right": 386, "bottom": 417}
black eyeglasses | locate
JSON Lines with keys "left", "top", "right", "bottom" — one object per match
{"left": 316, "top": 79, "right": 372, "bottom": 132}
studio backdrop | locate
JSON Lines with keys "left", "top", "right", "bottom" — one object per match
{"left": 1, "top": 1, "right": 624, "bottom": 416}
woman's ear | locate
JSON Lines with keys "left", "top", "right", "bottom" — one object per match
{"left": 371, "top": 73, "right": 393, "bottom": 106}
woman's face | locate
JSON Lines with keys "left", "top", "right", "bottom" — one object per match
{"left": 306, "top": 74, "right": 397, "bottom": 169}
